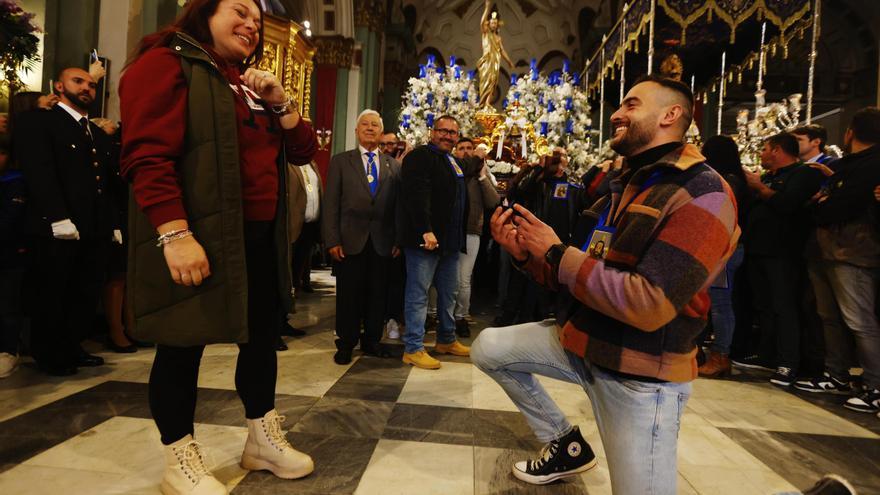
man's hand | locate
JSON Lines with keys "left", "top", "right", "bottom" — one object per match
{"left": 489, "top": 206, "right": 529, "bottom": 262}
{"left": 511, "top": 204, "right": 562, "bottom": 260}
{"left": 51, "top": 219, "right": 80, "bottom": 240}
{"left": 421, "top": 232, "right": 439, "bottom": 250}
{"left": 112, "top": 229, "right": 123, "bottom": 245}
{"left": 328, "top": 245, "right": 345, "bottom": 262}
{"left": 807, "top": 162, "right": 834, "bottom": 177}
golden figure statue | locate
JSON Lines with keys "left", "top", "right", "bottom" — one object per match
{"left": 477, "top": 0, "right": 514, "bottom": 109}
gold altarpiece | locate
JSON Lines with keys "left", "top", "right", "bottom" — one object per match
{"left": 257, "top": 14, "right": 315, "bottom": 122}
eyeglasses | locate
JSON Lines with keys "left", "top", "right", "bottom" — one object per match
{"left": 379, "top": 142, "right": 396, "bottom": 146}
{"left": 434, "top": 128, "right": 459, "bottom": 137}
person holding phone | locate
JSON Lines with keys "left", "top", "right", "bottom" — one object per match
{"left": 120, "top": 0, "right": 317, "bottom": 492}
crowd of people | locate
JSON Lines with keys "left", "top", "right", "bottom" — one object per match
{"left": 0, "top": 0, "right": 877, "bottom": 494}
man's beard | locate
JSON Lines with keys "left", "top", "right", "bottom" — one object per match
{"left": 609, "top": 117, "right": 656, "bottom": 157}
{"left": 63, "top": 88, "right": 93, "bottom": 112}
{"left": 843, "top": 134, "right": 853, "bottom": 154}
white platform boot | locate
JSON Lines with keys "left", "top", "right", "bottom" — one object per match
{"left": 240, "top": 409, "right": 314, "bottom": 479}
{"left": 160, "top": 435, "right": 228, "bottom": 495}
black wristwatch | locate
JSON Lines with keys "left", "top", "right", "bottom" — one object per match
{"left": 544, "top": 243, "right": 567, "bottom": 271}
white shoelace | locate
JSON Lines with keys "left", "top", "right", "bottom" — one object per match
{"left": 529, "top": 442, "right": 558, "bottom": 471}
{"left": 174, "top": 441, "right": 214, "bottom": 481}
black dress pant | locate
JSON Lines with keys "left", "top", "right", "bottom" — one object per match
{"left": 26, "top": 236, "right": 105, "bottom": 367}
{"left": 149, "top": 221, "right": 279, "bottom": 445}
{"left": 749, "top": 255, "right": 802, "bottom": 370}
{"left": 335, "top": 237, "right": 388, "bottom": 351}
{"left": 291, "top": 221, "right": 319, "bottom": 289}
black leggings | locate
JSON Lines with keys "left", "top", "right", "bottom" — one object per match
{"left": 149, "top": 222, "right": 280, "bottom": 445}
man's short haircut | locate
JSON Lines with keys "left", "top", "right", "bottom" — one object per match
{"left": 848, "top": 106, "right": 880, "bottom": 145}
{"left": 434, "top": 115, "right": 459, "bottom": 128}
{"left": 356, "top": 109, "right": 383, "bottom": 132}
{"left": 456, "top": 137, "right": 474, "bottom": 146}
{"left": 765, "top": 132, "right": 800, "bottom": 158}
{"left": 632, "top": 74, "right": 694, "bottom": 131}
{"left": 791, "top": 124, "right": 827, "bottom": 151}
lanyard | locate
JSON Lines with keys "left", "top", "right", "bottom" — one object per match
{"left": 580, "top": 170, "right": 664, "bottom": 252}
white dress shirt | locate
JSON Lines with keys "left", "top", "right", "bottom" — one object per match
{"left": 300, "top": 164, "right": 320, "bottom": 223}
{"left": 358, "top": 144, "right": 381, "bottom": 181}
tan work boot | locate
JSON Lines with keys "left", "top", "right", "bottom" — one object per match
{"left": 434, "top": 340, "right": 470, "bottom": 357}
{"left": 240, "top": 409, "right": 314, "bottom": 479}
{"left": 160, "top": 435, "right": 228, "bottom": 495}
{"left": 698, "top": 351, "right": 731, "bottom": 378}
{"left": 402, "top": 349, "right": 441, "bottom": 369}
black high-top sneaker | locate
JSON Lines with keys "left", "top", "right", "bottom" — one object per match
{"left": 512, "top": 426, "right": 597, "bottom": 485}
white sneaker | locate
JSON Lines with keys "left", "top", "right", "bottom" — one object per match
{"left": 0, "top": 353, "right": 18, "bottom": 378}
{"left": 386, "top": 319, "right": 400, "bottom": 340}
{"left": 160, "top": 435, "right": 227, "bottom": 495}
{"left": 240, "top": 409, "right": 313, "bottom": 479}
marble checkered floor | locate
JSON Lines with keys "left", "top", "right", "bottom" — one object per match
{"left": 1, "top": 269, "right": 878, "bottom": 494}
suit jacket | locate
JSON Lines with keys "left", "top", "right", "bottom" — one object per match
{"left": 14, "top": 106, "right": 115, "bottom": 239}
{"left": 322, "top": 148, "right": 400, "bottom": 257}
{"left": 287, "top": 161, "right": 323, "bottom": 243}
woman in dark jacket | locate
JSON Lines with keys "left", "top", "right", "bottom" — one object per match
{"left": 119, "top": 0, "right": 317, "bottom": 491}
{"left": 700, "top": 135, "right": 749, "bottom": 377}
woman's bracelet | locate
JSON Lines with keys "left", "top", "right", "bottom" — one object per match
{"left": 156, "top": 229, "right": 193, "bottom": 247}
{"left": 271, "top": 96, "right": 292, "bottom": 115}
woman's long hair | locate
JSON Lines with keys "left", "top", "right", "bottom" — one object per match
{"left": 701, "top": 135, "right": 745, "bottom": 184}
{"left": 126, "top": 0, "right": 264, "bottom": 69}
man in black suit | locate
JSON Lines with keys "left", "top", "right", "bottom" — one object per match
{"left": 15, "top": 67, "right": 117, "bottom": 375}
{"left": 322, "top": 110, "right": 401, "bottom": 364}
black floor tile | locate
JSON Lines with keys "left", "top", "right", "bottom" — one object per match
{"left": 290, "top": 397, "right": 395, "bottom": 439}
{"left": 231, "top": 432, "right": 378, "bottom": 494}
{"left": 325, "top": 357, "right": 411, "bottom": 402}
{"left": 382, "top": 403, "right": 474, "bottom": 446}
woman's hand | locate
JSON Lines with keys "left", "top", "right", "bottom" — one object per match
{"left": 240, "top": 68, "right": 287, "bottom": 105}
{"left": 163, "top": 236, "right": 211, "bottom": 286}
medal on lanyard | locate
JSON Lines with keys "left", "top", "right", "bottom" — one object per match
{"left": 367, "top": 174, "right": 375, "bottom": 183}
{"left": 448, "top": 156, "right": 464, "bottom": 177}
{"left": 552, "top": 182, "right": 569, "bottom": 200}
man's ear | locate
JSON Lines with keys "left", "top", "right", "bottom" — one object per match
{"left": 659, "top": 104, "right": 684, "bottom": 129}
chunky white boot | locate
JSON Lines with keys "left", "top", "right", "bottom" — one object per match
{"left": 240, "top": 409, "right": 314, "bottom": 479}
{"left": 160, "top": 435, "right": 228, "bottom": 495}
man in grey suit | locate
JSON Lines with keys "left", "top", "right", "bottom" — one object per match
{"left": 322, "top": 110, "right": 401, "bottom": 364}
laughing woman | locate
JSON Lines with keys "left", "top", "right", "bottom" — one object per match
{"left": 119, "top": 0, "right": 316, "bottom": 493}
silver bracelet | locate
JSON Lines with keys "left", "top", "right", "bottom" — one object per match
{"left": 156, "top": 229, "right": 193, "bottom": 247}
{"left": 271, "top": 96, "right": 292, "bottom": 115}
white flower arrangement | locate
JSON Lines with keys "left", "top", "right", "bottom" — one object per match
{"left": 486, "top": 159, "right": 520, "bottom": 176}
{"left": 398, "top": 55, "right": 479, "bottom": 146}
{"left": 506, "top": 61, "right": 597, "bottom": 175}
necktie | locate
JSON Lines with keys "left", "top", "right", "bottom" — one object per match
{"left": 79, "top": 117, "right": 92, "bottom": 141}
{"left": 366, "top": 152, "right": 378, "bottom": 196}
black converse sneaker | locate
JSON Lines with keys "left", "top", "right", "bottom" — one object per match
{"left": 794, "top": 372, "right": 853, "bottom": 395}
{"left": 770, "top": 367, "right": 796, "bottom": 387}
{"left": 844, "top": 388, "right": 880, "bottom": 413}
{"left": 512, "top": 426, "right": 597, "bottom": 485}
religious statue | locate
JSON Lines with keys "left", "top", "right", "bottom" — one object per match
{"left": 477, "top": 0, "right": 514, "bottom": 109}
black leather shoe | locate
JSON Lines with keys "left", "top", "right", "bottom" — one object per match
{"left": 280, "top": 324, "right": 306, "bottom": 337}
{"left": 76, "top": 352, "right": 105, "bottom": 367}
{"left": 38, "top": 362, "right": 78, "bottom": 376}
{"left": 276, "top": 336, "right": 288, "bottom": 351}
{"left": 107, "top": 338, "right": 137, "bottom": 353}
{"left": 361, "top": 343, "right": 392, "bottom": 358}
{"left": 455, "top": 319, "right": 470, "bottom": 338}
{"left": 334, "top": 347, "right": 353, "bottom": 365}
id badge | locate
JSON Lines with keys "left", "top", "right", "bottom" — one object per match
{"left": 587, "top": 226, "right": 615, "bottom": 260}
{"left": 552, "top": 183, "right": 569, "bottom": 200}
{"left": 448, "top": 156, "right": 464, "bottom": 177}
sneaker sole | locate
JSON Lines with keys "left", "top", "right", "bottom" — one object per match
{"left": 402, "top": 357, "right": 441, "bottom": 369}
{"left": 843, "top": 403, "right": 880, "bottom": 414}
{"left": 512, "top": 458, "right": 598, "bottom": 485}
{"left": 240, "top": 455, "right": 314, "bottom": 479}
{"left": 731, "top": 362, "right": 774, "bottom": 372}
{"left": 769, "top": 378, "right": 793, "bottom": 387}
{"left": 792, "top": 384, "right": 851, "bottom": 395}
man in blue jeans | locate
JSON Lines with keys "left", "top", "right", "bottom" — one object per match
{"left": 399, "top": 115, "right": 471, "bottom": 369}
{"left": 471, "top": 76, "right": 739, "bottom": 493}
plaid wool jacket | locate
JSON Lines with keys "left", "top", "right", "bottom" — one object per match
{"left": 524, "top": 143, "right": 740, "bottom": 382}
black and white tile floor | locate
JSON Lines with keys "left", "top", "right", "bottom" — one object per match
{"left": 1, "top": 270, "right": 878, "bottom": 494}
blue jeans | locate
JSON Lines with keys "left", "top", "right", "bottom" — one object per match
{"left": 708, "top": 244, "right": 745, "bottom": 354}
{"left": 808, "top": 260, "right": 880, "bottom": 389}
{"left": 403, "top": 248, "right": 460, "bottom": 354}
{"left": 472, "top": 321, "right": 691, "bottom": 494}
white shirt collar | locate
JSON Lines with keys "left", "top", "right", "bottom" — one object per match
{"left": 805, "top": 152, "right": 824, "bottom": 163}
{"left": 358, "top": 144, "right": 379, "bottom": 157}
{"left": 56, "top": 101, "right": 88, "bottom": 122}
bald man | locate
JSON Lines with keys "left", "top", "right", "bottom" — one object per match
{"left": 15, "top": 67, "right": 117, "bottom": 375}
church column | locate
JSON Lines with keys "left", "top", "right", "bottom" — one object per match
{"left": 354, "top": 0, "right": 385, "bottom": 111}
{"left": 312, "top": 35, "right": 355, "bottom": 179}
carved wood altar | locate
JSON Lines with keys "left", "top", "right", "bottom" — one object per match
{"left": 258, "top": 14, "right": 315, "bottom": 122}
